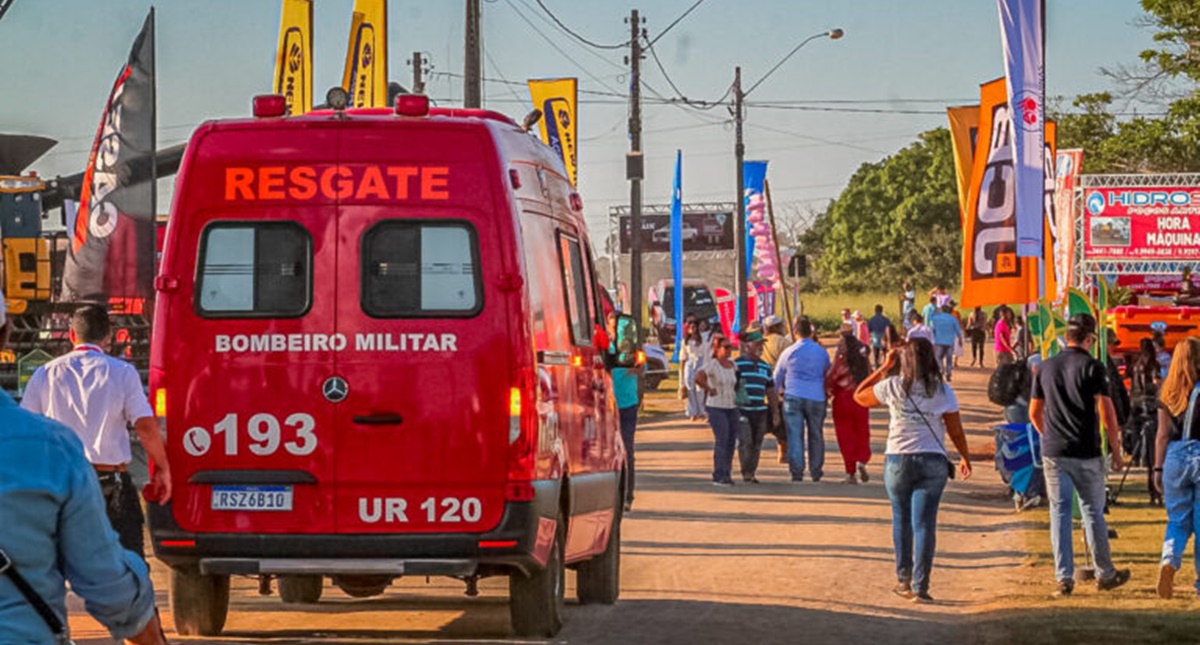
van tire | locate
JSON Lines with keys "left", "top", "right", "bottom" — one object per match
{"left": 278, "top": 574, "right": 324, "bottom": 604}
{"left": 509, "top": 515, "right": 565, "bottom": 637}
{"left": 576, "top": 499, "right": 621, "bottom": 604}
{"left": 170, "top": 566, "right": 230, "bottom": 636}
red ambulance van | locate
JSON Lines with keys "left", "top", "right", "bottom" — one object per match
{"left": 147, "top": 93, "right": 625, "bottom": 637}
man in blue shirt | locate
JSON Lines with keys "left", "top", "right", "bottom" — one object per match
{"left": 929, "top": 304, "right": 963, "bottom": 382}
{"left": 774, "top": 317, "right": 831, "bottom": 482}
{"left": 866, "top": 304, "right": 891, "bottom": 368}
{"left": 607, "top": 312, "right": 642, "bottom": 512}
{"left": 0, "top": 391, "right": 166, "bottom": 643}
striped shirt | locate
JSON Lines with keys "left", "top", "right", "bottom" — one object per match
{"left": 735, "top": 357, "right": 774, "bottom": 412}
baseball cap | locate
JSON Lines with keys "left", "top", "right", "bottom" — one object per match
{"left": 742, "top": 330, "right": 764, "bottom": 343}
{"left": 763, "top": 315, "right": 782, "bottom": 328}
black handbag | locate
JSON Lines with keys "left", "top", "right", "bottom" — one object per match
{"left": 905, "top": 390, "right": 956, "bottom": 480}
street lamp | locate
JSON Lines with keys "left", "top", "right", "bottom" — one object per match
{"left": 734, "top": 28, "right": 843, "bottom": 329}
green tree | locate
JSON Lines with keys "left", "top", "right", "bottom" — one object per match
{"left": 805, "top": 129, "right": 959, "bottom": 293}
{"left": 1054, "top": 0, "right": 1200, "bottom": 173}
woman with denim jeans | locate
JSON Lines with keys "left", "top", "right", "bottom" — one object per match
{"left": 854, "top": 339, "right": 973, "bottom": 603}
{"left": 1153, "top": 338, "right": 1200, "bottom": 598}
{"left": 697, "top": 334, "right": 740, "bottom": 486}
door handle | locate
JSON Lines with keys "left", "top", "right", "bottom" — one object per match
{"left": 353, "top": 414, "right": 404, "bottom": 426}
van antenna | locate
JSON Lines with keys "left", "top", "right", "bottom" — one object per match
{"left": 521, "top": 109, "right": 543, "bottom": 133}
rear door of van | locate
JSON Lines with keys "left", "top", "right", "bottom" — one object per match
{"left": 331, "top": 124, "right": 512, "bottom": 534}
{"left": 162, "top": 128, "right": 340, "bottom": 535}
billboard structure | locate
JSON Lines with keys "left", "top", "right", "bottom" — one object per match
{"left": 1074, "top": 173, "right": 1200, "bottom": 284}
{"left": 614, "top": 202, "right": 737, "bottom": 254}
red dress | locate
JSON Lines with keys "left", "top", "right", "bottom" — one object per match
{"left": 827, "top": 346, "right": 872, "bottom": 475}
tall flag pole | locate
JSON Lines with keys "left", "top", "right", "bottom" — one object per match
{"left": 273, "top": 0, "right": 313, "bottom": 116}
{"left": 63, "top": 10, "right": 157, "bottom": 303}
{"left": 670, "top": 150, "right": 684, "bottom": 363}
{"left": 998, "top": 0, "right": 1046, "bottom": 263}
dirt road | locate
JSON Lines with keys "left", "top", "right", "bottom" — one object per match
{"left": 71, "top": 364, "right": 1035, "bottom": 644}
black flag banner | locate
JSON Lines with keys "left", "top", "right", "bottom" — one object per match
{"left": 63, "top": 10, "right": 156, "bottom": 302}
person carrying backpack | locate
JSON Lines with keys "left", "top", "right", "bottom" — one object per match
{"left": 828, "top": 322, "right": 873, "bottom": 484}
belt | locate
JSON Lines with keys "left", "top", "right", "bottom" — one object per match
{"left": 93, "top": 463, "right": 128, "bottom": 473}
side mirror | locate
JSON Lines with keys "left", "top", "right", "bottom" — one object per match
{"left": 612, "top": 314, "right": 639, "bottom": 368}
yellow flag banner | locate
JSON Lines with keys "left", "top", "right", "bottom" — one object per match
{"left": 527, "top": 78, "right": 579, "bottom": 185}
{"left": 341, "top": 0, "right": 388, "bottom": 108}
{"left": 961, "top": 78, "right": 1038, "bottom": 308}
{"left": 273, "top": 0, "right": 312, "bottom": 116}
{"left": 946, "top": 105, "right": 980, "bottom": 226}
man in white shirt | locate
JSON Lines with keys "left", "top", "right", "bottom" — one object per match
{"left": 906, "top": 311, "right": 935, "bottom": 343}
{"left": 21, "top": 305, "right": 171, "bottom": 556}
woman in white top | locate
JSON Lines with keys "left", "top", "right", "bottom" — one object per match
{"left": 681, "top": 320, "right": 709, "bottom": 421}
{"left": 854, "top": 338, "right": 973, "bottom": 604}
{"left": 696, "top": 334, "right": 739, "bottom": 486}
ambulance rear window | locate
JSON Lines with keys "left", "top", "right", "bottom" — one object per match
{"left": 196, "top": 222, "right": 311, "bottom": 317}
{"left": 361, "top": 220, "right": 481, "bottom": 318}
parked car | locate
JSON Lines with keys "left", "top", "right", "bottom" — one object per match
{"left": 651, "top": 223, "right": 698, "bottom": 244}
{"left": 648, "top": 280, "right": 720, "bottom": 344}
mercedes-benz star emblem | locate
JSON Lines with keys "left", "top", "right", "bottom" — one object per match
{"left": 323, "top": 376, "right": 348, "bottom": 403}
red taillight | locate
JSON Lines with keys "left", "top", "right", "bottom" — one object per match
{"left": 160, "top": 540, "right": 195, "bottom": 548}
{"left": 149, "top": 367, "right": 167, "bottom": 434}
{"left": 509, "top": 168, "right": 522, "bottom": 190}
{"left": 506, "top": 369, "right": 537, "bottom": 500}
{"left": 569, "top": 192, "right": 584, "bottom": 212}
{"left": 479, "top": 540, "right": 518, "bottom": 549}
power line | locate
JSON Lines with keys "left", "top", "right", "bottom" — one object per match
{"left": 514, "top": 0, "right": 625, "bottom": 73}
{"left": 532, "top": 0, "right": 629, "bottom": 50}
{"left": 502, "top": 0, "right": 623, "bottom": 95}
{"left": 643, "top": 37, "right": 732, "bottom": 111}
{"left": 646, "top": 0, "right": 707, "bottom": 48}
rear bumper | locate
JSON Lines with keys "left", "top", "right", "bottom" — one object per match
{"left": 147, "top": 481, "right": 559, "bottom": 577}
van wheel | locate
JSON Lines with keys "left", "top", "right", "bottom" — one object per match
{"left": 170, "top": 566, "right": 230, "bottom": 637}
{"left": 509, "top": 515, "right": 565, "bottom": 637}
{"left": 278, "top": 574, "right": 323, "bottom": 604}
{"left": 576, "top": 508, "right": 621, "bottom": 604}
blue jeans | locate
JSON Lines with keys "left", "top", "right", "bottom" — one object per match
{"left": 935, "top": 344, "right": 954, "bottom": 380}
{"left": 884, "top": 453, "right": 949, "bottom": 594}
{"left": 707, "top": 406, "right": 740, "bottom": 483}
{"left": 783, "top": 396, "right": 826, "bottom": 481}
{"left": 1044, "top": 456, "right": 1117, "bottom": 582}
{"left": 618, "top": 405, "right": 639, "bottom": 504}
{"left": 1161, "top": 440, "right": 1200, "bottom": 587}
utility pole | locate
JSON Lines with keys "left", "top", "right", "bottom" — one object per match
{"left": 464, "top": 0, "right": 482, "bottom": 107}
{"left": 627, "top": 9, "right": 645, "bottom": 333}
{"left": 733, "top": 66, "right": 747, "bottom": 329}
{"left": 410, "top": 51, "right": 426, "bottom": 95}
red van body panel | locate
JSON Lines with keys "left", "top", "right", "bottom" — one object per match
{"left": 148, "top": 108, "right": 622, "bottom": 575}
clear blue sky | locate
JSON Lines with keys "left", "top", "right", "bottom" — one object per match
{"left": 0, "top": 0, "right": 1157, "bottom": 240}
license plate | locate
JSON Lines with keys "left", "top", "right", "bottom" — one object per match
{"left": 211, "top": 486, "right": 293, "bottom": 511}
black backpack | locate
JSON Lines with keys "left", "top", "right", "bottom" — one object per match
{"left": 988, "top": 360, "right": 1030, "bottom": 407}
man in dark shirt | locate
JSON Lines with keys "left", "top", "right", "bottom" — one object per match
{"left": 735, "top": 331, "right": 779, "bottom": 483}
{"left": 1030, "top": 313, "right": 1130, "bottom": 598}
{"left": 866, "top": 304, "right": 891, "bottom": 368}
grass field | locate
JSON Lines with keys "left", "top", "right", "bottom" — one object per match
{"left": 991, "top": 476, "right": 1200, "bottom": 642}
{"left": 797, "top": 291, "right": 906, "bottom": 332}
